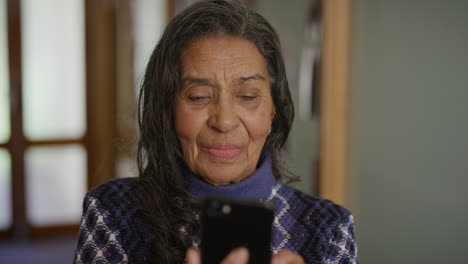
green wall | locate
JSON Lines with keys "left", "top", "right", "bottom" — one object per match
{"left": 350, "top": 0, "right": 468, "bottom": 262}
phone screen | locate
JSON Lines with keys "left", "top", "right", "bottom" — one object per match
{"left": 200, "top": 197, "right": 275, "bottom": 264}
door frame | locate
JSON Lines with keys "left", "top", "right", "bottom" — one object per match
{"left": 318, "top": 0, "right": 351, "bottom": 206}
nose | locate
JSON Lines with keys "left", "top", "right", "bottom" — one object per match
{"left": 207, "top": 98, "right": 240, "bottom": 133}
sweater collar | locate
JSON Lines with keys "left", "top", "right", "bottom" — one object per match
{"left": 184, "top": 153, "right": 277, "bottom": 200}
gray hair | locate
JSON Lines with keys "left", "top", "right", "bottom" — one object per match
{"left": 137, "top": 0, "right": 296, "bottom": 262}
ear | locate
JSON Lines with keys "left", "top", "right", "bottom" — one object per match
{"left": 270, "top": 105, "right": 276, "bottom": 120}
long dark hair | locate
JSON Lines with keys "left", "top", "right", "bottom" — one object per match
{"left": 136, "top": 0, "right": 295, "bottom": 262}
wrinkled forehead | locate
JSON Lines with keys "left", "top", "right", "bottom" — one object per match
{"left": 178, "top": 35, "right": 270, "bottom": 85}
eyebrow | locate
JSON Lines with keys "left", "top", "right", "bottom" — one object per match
{"left": 181, "top": 74, "right": 266, "bottom": 87}
{"left": 181, "top": 77, "right": 211, "bottom": 87}
{"left": 235, "top": 74, "right": 266, "bottom": 84}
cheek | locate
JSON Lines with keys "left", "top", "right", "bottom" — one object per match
{"left": 174, "top": 102, "right": 209, "bottom": 168}
{"left": 174, "top": 103, "right": 204, "bottom": 171}
{"left": 242, "top": 106, "right": 274, "bottom": 142}
{"left": 174, "top": 103, "right": 203, "bottom": 141}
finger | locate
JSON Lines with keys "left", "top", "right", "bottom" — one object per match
{"left": 271, "top": 249, "right": 305, "bottom": 264}
{"left": 220, "top": 247, "right": 249, "bottom": 264}
{"left": 186, "top": 248, "right": 201, "bottom": 264}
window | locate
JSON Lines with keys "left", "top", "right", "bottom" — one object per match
{"left": 1, "top": 0, "right": 89, "bottom": 237}
{"left": 0, "top": 0, "right": 12, "bottom": 231}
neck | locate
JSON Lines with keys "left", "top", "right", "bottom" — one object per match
{"left": 184, "top": 153, "right": 277, "bottom": 200}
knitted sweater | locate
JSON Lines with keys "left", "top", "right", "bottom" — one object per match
{"left": 74, "top": 156, "right": 358, "bottom": 263}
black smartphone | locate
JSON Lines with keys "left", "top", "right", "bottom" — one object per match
{"left": 200, "top": 196, "right": 275, "bottom": 264}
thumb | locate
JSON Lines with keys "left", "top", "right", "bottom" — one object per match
{"left": 221, "top": 247, "right": 249, "bottom": 264}
{"left": 186, "top": 248, "right": 201, "bottom": 264}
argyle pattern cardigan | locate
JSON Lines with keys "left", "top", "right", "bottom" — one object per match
{"left": 74, "top": 156, "right": 358, "bottom": 263}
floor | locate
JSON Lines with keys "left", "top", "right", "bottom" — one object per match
{"left": 0, "top": 236, "right": 76, "bottom": 263}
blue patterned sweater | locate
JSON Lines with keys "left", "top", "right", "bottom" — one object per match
{"left": 74, "top": 156, "right": 358, "bottom": 263}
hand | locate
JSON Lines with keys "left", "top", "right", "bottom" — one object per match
{"left": 272, "top": 249, "right": 305, "bottom": 264}
{"left": 186, "top": 247, "right": 249, "bottom": 264}
{"left": 185, "top": 248, "right": 304, "bottom": 264}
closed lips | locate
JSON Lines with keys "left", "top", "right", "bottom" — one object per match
{"left": 201, "top": 145, "right": 241, "bottom": 159}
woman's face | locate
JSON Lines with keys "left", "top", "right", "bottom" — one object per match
{"left": 174, "top": 36, "right": 275, "bottom": 186}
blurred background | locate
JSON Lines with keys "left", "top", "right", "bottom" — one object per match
{"left": 0, "top": 0, "right": 467, "bottom": 263}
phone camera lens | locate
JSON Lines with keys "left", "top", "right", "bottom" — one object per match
{"left": 222, "top": 204, "right": 231, "bottom": 214}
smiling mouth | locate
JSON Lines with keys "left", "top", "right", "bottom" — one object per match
{"left": 201, "top": 144, "right": 241, "bottom": 159}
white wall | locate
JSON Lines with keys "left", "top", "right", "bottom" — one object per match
{"left": 133, "top": 0, "right": 167, "bottom": 87}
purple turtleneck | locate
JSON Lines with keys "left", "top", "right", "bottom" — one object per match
{"left": 184, "top": 154, "right": 277, "bottom": 200}
{"left": 75, "top": 153, "right": 358, "bottom": 263}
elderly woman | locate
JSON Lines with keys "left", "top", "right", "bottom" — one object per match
{"left": 74, "top": 0, "right": 357, "bottom": 263}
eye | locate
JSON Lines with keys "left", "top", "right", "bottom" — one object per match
{"left": 188, "top": 95, "right": 210, "bottom": 103}
{"left": 238, "top": 94, "right": 258, "bottom": 101}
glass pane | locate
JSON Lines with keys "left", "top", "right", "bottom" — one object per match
{"left": 21, "top": 0, "right": 86, "bottom": 140}
{"left": 0, "top": 149, "right": 12, "bottom": 229}
{"left": 25, "top": 145, "right": 87, "bottom": 226}
{"left": 0, "top": 0, "right": 10, "bottom": 143}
